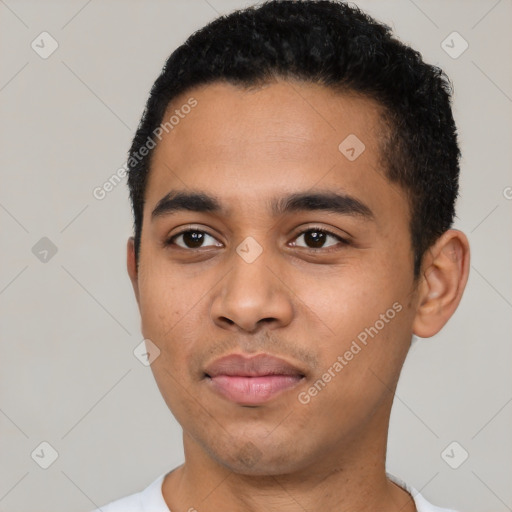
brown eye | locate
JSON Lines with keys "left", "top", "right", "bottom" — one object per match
{"left": 292, "top": 228, "right": 348, "bottom": 250}
{"left": 167, "top": 230, "right": 222, "bottom": 249}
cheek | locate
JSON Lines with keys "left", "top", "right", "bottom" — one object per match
{"left": 298, "top": 317, "right": 411, "bottom": 442}
{"left": 137, "top": 264, "right": 210, "bottom": 367}
{"left": 137, "top": 260, "right": 189, "bottom": 337}
{"left": 299, "top": 263, "right": 412, "bottom": 393}
{"left": 298, "top": 266, "right": 385, "bottom": 337}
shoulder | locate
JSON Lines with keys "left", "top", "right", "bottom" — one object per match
{"left": 89, "top": 471, "right": 169, "bottom": 512}
{"left": 387, "top": 473, "right": 459, "bottom": 512}
{"left": 90, "top": 491, "right": 144, "bottom": 512}
{"left": 414, "top": 491, "right": 459, "bottom": 512}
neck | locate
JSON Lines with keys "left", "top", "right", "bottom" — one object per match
{"left": 162, "top": 404, "right": 416, "bottom": 512}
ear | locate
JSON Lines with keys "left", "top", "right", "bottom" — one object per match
{"left": 412, "top": 229, "right": 470, "bottom": 338}
{"left": 127, "top": 236, "right": 140, "bottom": 306}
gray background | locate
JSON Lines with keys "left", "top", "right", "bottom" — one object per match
{"left": 0, "top": 1, "right": 511, "bottom": 511}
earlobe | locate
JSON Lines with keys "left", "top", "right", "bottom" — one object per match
{"left": 127, "top": 236, "right": 140, "bottom": 305}
{"left": 412, "top": 229, "right": 470, "bottom": 338}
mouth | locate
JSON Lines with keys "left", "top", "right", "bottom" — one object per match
{"left": 204, "top": 353, "right": 306, "bottom": 405}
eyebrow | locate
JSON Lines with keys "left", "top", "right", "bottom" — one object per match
{"left": 151, "top": 190, "right": 375, "bottom": 221}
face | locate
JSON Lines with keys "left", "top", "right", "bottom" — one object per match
{"left": 128, "top": 80, "right": 422, "bottom": 476}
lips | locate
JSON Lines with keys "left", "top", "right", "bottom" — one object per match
{"left": 204, "top": 353, "right": 306, "bottom": 405}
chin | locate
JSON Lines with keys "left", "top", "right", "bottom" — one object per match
{"left": 209, "top": 438, "right": 313, "bottom": 477}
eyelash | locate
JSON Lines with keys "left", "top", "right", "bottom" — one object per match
{"left": 164, "top": 226, "right": 350, "bottom": 252}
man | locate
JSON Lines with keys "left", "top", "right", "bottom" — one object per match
{"left": 94, "top": 1, "right": 470, "bottom": 510}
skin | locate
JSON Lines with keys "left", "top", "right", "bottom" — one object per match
{"left": 127, "top": 80, "right": 470, "bottom": 512}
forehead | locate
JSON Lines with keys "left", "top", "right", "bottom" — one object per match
{"left": 145, "top": 80, "right": 407, "bottom": 225}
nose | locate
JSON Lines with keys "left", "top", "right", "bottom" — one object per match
{"left": 210, "top": 251, "right": 294, "bottom": 333}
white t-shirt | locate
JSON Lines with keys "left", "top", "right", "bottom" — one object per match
{"left": 91, "top": 471, "right": 458, "bottom": 512}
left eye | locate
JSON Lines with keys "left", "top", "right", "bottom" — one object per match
{"left": 291, "top": 228, "right": 347, "bottom": 250}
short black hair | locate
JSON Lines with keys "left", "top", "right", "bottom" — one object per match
{"left": 127, "top": 0, "right": 460, "bottom": 279}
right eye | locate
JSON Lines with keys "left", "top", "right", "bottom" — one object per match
{"left": 165, "top": 229, "right": 223, "bottom": 250}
